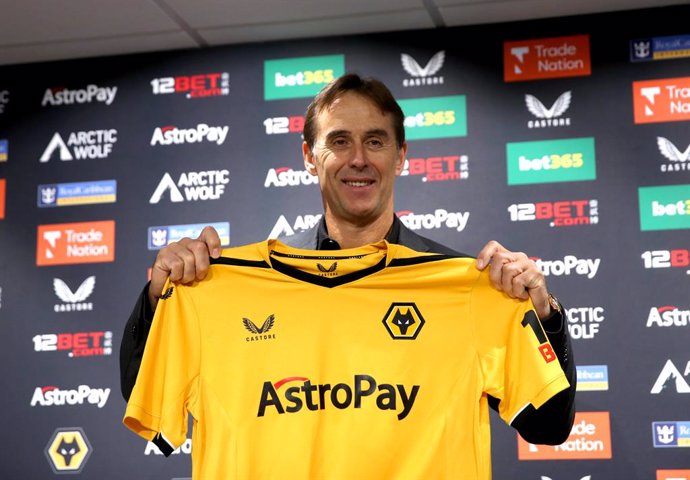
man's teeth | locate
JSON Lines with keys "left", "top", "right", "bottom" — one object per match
{"left": 346, "top": 181, "right": 370, "bottom": 187}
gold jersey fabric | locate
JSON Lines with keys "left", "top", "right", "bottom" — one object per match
{"left": 124, "top": 239, "right": 570, "bottom": 479}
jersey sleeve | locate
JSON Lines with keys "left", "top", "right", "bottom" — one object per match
{"left": 470, "top": 269, "right": 570, "bottom": 425}
{"left": 122, "top": 280, "right": 200, "bottom": 455}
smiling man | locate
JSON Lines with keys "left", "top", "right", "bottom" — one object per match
{"left": 122, "top": 74, "right": 575, "bottom": 479}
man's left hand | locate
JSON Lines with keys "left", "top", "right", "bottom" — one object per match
{"left": 475, "top": 240, "right": 552, "bottom": 319}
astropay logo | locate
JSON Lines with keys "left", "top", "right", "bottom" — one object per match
{"left": 508, "top": 200, "right": 598, "bottom": 227}
{"left": 151, "top": 72, "right": 229, "bottom": 99}
{"left": 257, "top": 374, "right": 419, "bottom": 421}
{"left": 657, "top": 136, "right": 690, "bottom": 173}
{"left": 518, "top": 412, "right": 612, "bottom": 460}
{"left": 634, "top": 77, "right": 690, "bottom": 123}
{"left": 401, "top": 51, "right": 445, "bottom": 87}
{"left": 525, "top": 91, "right": 572, "bottom": 128}
{"left": 40, "top": 130, "right": 117, "bottom": 162}
{"left": 150, "top": 124, "right": 228, "bottom": 146}
{"left": 504, "top": 34, "right": 591, "bottom": 82}
{"left": 400, "top": 155, "right": 468, "bottom": 182}
{"left": 264, "top": 167, "right": 318, "bottom": 188}
{"left": 268, "top": 214, "right": 322, "bottom": 239}
{"left": 42, "top": 84, "right": 117, "bottom": 106}
{"left": 647, "top": 305, "right": 690, "bottom": 327}
{"left": 651, "top": 360, "right": 690, "bottom": 394}
{"left": 31, "top": 385, "right": 110, "bottom": 409}
{"left": 533, "top": 255, "right": 600, "bottom": 279}
{"left": 37, "top": 221, "right": 115, "bottom": 266}
{"left": 397, "top": 209, "right": 469, "bottom": 232}
{"left": 149, "top": 170, "right": 229, "bottom": 203}
{"left": 145, "top": 438, "right": 192, "bottom": 456}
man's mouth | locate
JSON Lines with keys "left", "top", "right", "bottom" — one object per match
{"left": 343, "top": 179, "right": 374, "bottom": 187}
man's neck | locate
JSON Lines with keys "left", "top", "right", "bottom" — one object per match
{"left": 323, "top": 212, "right": 394, "bottom": 249}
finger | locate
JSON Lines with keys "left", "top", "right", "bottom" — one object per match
{"left": 185, "top": 239, "right": 213, "bottom": 281}
{"left": 167, "top": 242, "right": 199, "bottom": 284}
{"left": 487, "top": 250, "right": 519, "bottom": 289}
{"left": 199, "top": 225, "right": 222, "bottom": 258}
{"left": 475, "top": 240, "right": 504, "bottom": 270}
{"left": 499, "top": 260, "right": 528, "bottom": 298}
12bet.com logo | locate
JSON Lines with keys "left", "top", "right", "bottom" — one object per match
{"left": 641, "top": 249, "right": 690, "bottom": 275}
{"left": 151, "top": 72, "right": 229, "bottom": 99}
{"left": 508, "top": 199, "right": 598, "bottom": 227}
{"left": 33, "top": 331, "right": 112, "bottom": 357}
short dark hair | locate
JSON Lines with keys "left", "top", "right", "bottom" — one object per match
{"left": 303, "top": 73, "right": 405, "bottom": 150}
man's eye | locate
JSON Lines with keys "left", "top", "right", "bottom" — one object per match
{"left": 367, "top": 139, "right": 384, "bottom": 148}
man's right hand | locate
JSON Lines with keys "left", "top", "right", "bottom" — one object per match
{"left": 148, "top": 226, "right": 221, "bottom": 311}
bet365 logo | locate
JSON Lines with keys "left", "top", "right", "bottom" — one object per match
{"left": 398, "top": 96, "right": 467, "bottom": 140}
{"left": 507, "top": 137, "right": 596, "bottom": 185}
{"left": 639, "top": 184, "right": 690, "bottom": 231}
{"left": 264, "top": 55, "right": 344, "bottom": 100}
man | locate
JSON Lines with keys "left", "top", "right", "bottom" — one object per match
{"left": 122, "top": 74, "right": 575, "bottom": 454}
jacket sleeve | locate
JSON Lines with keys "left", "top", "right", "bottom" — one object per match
{"left": 490, "top": 304, "right": 576, "bottom": 445}
{"left": 119, "top": 282, "right": 155, "bottom": 401}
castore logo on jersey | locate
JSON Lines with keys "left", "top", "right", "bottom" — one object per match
{"left": 243, "top": 314, "right": 277, "bottom": 342}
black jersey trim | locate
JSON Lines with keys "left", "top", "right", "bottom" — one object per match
{"left": 270, "top": 255, "right": 388, "bottom": 288}
{"left": 388, "top": 254, "right": 460, "bottom": 267}
{"left": 152, "top": 432, "right": 174, "bottom": 457}
{"left": 210, "top": 257, "right": 271, "bottom": 268}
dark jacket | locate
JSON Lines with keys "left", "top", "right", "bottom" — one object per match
{"left": 120, "top": 216, "right": 575, "bottom": 444}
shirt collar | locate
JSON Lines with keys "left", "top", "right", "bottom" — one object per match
{"left": 316, "top": 215, "right": 401, "bottom": 250}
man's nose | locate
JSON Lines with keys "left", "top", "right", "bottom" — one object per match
{"left": 349, "top": 142, "right": 368, "bottom": 168}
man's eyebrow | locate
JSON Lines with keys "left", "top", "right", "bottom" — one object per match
{"left": 364, "top": 129, "right": 390, "bottom": 138}
{"left": 324, "top": 129, "right": 390, "bottom": 141}
{"left": 324, "top": 129, "right": 351, "bottom": 142}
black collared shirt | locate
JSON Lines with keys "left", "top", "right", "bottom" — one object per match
{"left": 315, "top": 215, "right": 401, "bottom": 250}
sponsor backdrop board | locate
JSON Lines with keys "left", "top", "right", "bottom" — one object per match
{"left": 0, "top": 4, "right": 689, "bottom": 479}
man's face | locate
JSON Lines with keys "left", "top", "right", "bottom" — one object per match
{"left": 303, "top": 92, "right": 406, "bottom": 226}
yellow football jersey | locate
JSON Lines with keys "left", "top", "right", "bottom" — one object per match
{"left": 124, "top": 239, "right": 569, "bottom": 479}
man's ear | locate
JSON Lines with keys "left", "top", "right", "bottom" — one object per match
{"left": 395, "top": 142, "right": 408, "bottom": 175}
{"left": 303, "top": 141, "right": 318, "bottom": 176}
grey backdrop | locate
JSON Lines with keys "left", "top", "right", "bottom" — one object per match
{"left": 0, "top": 5, "right": 688, "bottom": 479}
